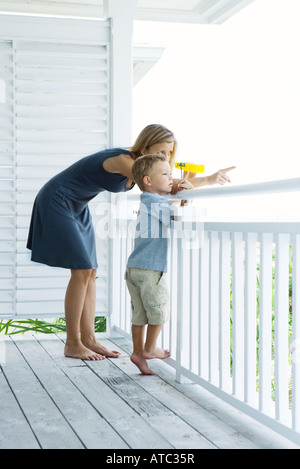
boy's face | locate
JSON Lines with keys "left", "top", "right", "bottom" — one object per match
{"left": 144, "top": 161, "right": 173, "bottom": 195}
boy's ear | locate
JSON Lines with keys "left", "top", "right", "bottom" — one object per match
{"left": 143, "top": 175, "right": 151, "bottom": 187}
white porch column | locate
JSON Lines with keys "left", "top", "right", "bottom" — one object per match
{"left": 103, "top": 0, "right": 137, "bottom": 147}
{"left": 103, "top": 0, "right": 137, "bottom": 335}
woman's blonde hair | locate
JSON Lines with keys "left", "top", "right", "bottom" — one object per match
{"left": 131, "top": 124, "right": 177, "bottom": 168}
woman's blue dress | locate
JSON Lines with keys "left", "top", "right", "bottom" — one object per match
{"left": 27, "top": 148, "right": 134, "bottom": 269}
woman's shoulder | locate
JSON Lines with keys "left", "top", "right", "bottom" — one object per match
{"left": 102, "top": 149, "right": 134, "bottom": 176}
{"left": 103, "top": 147, "right": 133, "bottom": 158}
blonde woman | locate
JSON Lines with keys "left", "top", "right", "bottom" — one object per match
{"left": 27, "top": 124, "right": 235, "bottom": 360}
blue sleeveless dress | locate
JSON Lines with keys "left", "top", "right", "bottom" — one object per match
{"left": 27, "top": 148, "right": 135, "bottom": 269}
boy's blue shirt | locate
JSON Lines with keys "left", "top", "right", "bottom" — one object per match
{"left": 127, "top": 191, "right": 173, "bottom": 273}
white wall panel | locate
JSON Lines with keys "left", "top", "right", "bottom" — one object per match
{"left": 0, "top": 15, "right": 111, "bottom": 319}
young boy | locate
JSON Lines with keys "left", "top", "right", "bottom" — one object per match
{"left": 125, "top": 154, "right": 193, "bottom": 375}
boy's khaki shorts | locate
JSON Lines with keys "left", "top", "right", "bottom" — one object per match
{"left": 125, "top": 268, "right": 170, "bottom": 326}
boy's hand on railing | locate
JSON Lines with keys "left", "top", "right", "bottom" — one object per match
{"left": 177, "top": 178, "right": 194, "bottom": 191}
{"left": 207, "top": 166, "right": 236, "bottom": 186}
{"left": 171, "top": 171, "right": 195, "bottom": 196}
{"left": 177, "top": 172, "right": 195, "bottom": 206}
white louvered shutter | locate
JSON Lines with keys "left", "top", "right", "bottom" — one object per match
{"left": 0, "top": 41, "right": 14, "bottom": 318}
{"left": 0, "top": 17, "right": 111, "bottom": 319}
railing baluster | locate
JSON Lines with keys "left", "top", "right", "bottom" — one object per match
{"left": 190, "top": 243, "right": 199, "bottom": 374}
{"left": 274, "top": 233, "right": 290, "bottom": 424}
{"left": 199, "top": 230, "right": 209, "bottom": 380}
{"left": 175, "top": 236, "right": 183, "bottom": 382}
{"left": 232, "top": 231, "right": 244, "bottom": 400}
{"left": 244, "top": 232, "right": 258, "bottom": 407}
{"left": 219, "top": 231, "right": 231, "bottom": 393}
{"left": 124, "top": 234, "right": 132, "bottom": 333}
{"left": 170, "top": 227, "right": 178, "bottom": 360}
{"left": 259, "top": 233, "right": 273, "bottom": 415}
{"left": 181, "top": 241, "right": 191, "bottom": 370}
{"left": 109, "top": 235, "right": 121, "bottom": 335}
{"left": 120, "top": 237, "right": 127, "bottom": 332}
{"left": 209, "top": 231, "right": 219, "bottom": 385}
{"left": 176, "top": 236, "right": 192, "bottom": 381}
{"left": 292, "top": 234, "right": 300, "bottom": 432}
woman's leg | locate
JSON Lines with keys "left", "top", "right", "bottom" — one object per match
{"left": 64, "top": 269, "right": 104, "bottom": 360}
{"left": 79, "top": 270, "right": 120, "bottom": 358}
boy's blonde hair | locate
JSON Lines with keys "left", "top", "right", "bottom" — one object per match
{"left": 132, "top": 154, "right": 167, "bottom": 191}
{"left": 131, "top": 124, "right": 177, "bottom": 169}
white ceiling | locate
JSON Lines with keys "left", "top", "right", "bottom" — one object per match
{"left": 0, "top": 0, "right": 256, "bottom": 24}
{"left": 0, "top": 0, "right": 256, "bottom": 84}
{"left": 135, "top": 0, "right": 255, "bottom": 24}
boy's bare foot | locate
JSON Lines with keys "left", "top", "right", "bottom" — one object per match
{"left": 143, "top": 347, "right": 170, "bottom": 360}
{"left": 130, "top": 352, "right": 155, "bottom": 375}
{"left": 64, "top": 342, "right": 105, "bottom": 361}
{"left": 82, "top": 338, "right": 121, "bottom": 358}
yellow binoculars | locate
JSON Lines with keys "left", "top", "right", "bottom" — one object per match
{"left": 175, "top": 162, "right": 205, "bottom": 173}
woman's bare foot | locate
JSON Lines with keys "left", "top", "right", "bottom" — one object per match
{"left": 130, "top": 352, "right": 155, "bottom": 375}
{"left": 143, "top": 347, "right": 170, "bottom": 360}
{"left": 82, "top": 338, "right": 121, "bottom": 358}
{"left": 64, "top": 341, "right": 105, "bottom": 361}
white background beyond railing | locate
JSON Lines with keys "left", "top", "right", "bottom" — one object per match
{"left": 109, "top": 177, "right": 300, "bottom": 445}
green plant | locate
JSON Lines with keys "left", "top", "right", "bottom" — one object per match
{"left": 0, "top": 316, "right": 106, "bottom": 335}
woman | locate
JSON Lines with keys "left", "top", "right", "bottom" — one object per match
{"left": 27, "top": 124, "right": 235, "bottom": 360}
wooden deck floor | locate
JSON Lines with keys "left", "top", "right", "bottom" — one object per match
{"left": 0, "top": 333, "right": 299, "bottom": 450}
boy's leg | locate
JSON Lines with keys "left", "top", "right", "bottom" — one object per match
{"left": 141, "top": 271, "right": 170, "bottom": 360}
{"left": 144, "top": 324, "right": 170, "bottom": 359}
{"left": 131, "top": 325, "right": 155, "bottom": 375}
{"left": 125, "top": 269, "right": 155, "bottom": 375}
{"left": 131, "top": 324, "right": 145, "bottom": 356}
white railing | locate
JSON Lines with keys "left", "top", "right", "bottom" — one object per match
{"left": 108, "top": 178, "right": 300, "bottom": 445}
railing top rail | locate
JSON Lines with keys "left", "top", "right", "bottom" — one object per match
{"left": 204, "top": 221, "right": 300, "bottom": 234}
{"left": 171, "top": 176, "right": 300, "bottom": 200}
{"left": 121, "top": 177, "right": 300, "bottom": 202}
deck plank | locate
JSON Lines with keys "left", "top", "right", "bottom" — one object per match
{"left": 1, "top": 333, "right": 299, "bottom": 449}
{"left": 0, "top": 366, "right": 40, "bottom": 449}
{"left": 106, "top": 342, "right": 259, "bottom": 449}
{"left": 88, "top": 358, "right": 216, "bottom": 449}
{"left": 6, "top": 335, "right": 128, "bottom": 449}
{"left": 39, "top": 335, "right": 174, "bottom": 449}
{"left": 0, "top": 337, "right": 83, "bottom": 449}
{"left": 85, "top": 339, "right": 216, "bottom": 449}
{"left": 109, "top": 336, "right": 300, "bottom": 450}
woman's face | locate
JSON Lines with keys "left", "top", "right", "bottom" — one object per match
{"left": 142, "top": 141, "right": 174, "bottom": 163}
